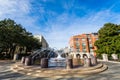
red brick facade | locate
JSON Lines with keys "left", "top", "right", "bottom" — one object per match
{"left": 69, "top": 33, "right": 98, "bottom": 56}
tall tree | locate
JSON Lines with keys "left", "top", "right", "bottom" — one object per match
{"left": 0, "top": 19, "right": 41, "bottom": 59}
{"left": 95, "top": 23, "right": 120, "bottom": 56}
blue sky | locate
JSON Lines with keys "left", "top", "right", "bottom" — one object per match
{"left": 0, "top": 0, "right": 120, "bottom": 49}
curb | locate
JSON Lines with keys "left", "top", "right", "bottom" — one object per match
{"left": 98, "top": 59, "right": 120, "bottom": 64}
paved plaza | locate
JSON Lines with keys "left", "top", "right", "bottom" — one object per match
{"left": 0, "top": 60, "right": 120, "bottom": 80}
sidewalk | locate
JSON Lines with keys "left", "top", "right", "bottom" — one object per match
{"left": 98, "top": 59, "right": 120, "bottom": 64}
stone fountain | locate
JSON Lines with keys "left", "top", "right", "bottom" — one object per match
{"left": 49, "top": 50, "right": 66, "bottom": 67}
{"left": 11, "top": 48, "right": 108, "bottom": 78}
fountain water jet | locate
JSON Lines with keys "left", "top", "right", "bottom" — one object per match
{"left": 48, "top": 51, "right": 66, "bottom": 67}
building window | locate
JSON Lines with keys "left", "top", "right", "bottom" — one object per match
{"left": 82, "top": 43, "right": 86, "bottom": 46}
{"left": 90, "top": 49, "right": 93, "bottom": 52}
{"left": 88, "top": 38, "right": 91, "bottom": 42}
{"left": 89, "top": 43, "right": 94, "bottom": 52}
{"left": 76, "top": 42, "right": 80, "bottom": 48}
{"left": 82, "top": 43, "right": 86, "bottom": 49}
{"left": 82, "top": 42, "right": 86, "bottom": 52}
{"left": 89, "top": 44, "right": 92, "bottom": 47}
{"left": 76, "top": 49, "right": 80, "bottom": 52}
{"left": 89, "top": 43, "right": 93, "bottom": 50}
{"left": 75, "top": 38, "right": 79, "bottom": 41}
{"left": 82, "top": 38, "right": 85, "bottom": 41}
{"left": 82, "top": 49, "right": 86, "bottom": 53}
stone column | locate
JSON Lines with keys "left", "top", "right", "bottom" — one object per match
{"left": 102, "top": 54, "right": 108, "bottom": 61}
{"left": 25, "top": 57, "right": 32, "bottom": 66}
{"left": 84, "top": 58, "right": 91, "bottom": 67}
{"left": 21, "top": 56, "right": 25, "bottom": 64}
{"left": 41, "top": 58, "right": 48, "bottom": 68}
{"left": 91, "top": 57, "right": 97, "bottom": 65}
{"left": 13, "top": 54, "right": 19, "bottom": 61}
{"left": 66, "top": 58, "right": 73, "bottom": 69}
{"left": 72, "top": 58, "right": 80, "bottom": 67}
{"left": 111, "top": 54, "right": 118, "bottom": 60}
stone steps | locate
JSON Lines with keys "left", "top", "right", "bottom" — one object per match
{"left": 11, "top": 62, "right": 108, "bottom": 77}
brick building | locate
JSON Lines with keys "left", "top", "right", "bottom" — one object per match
{"left": 69, "top": 33, "right": 98, "bottom": 56}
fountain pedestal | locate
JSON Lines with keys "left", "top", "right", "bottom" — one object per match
{"left": 25, "top": 57, "right": 32, "bottom": 66}
{"left": 21, "top": 57, "right": 25, "bottom": 64}
{"left": 84, "top": 58, "right": 91, "bottom": 67}
{"left": 66, "top": 59, "right": 73, "bottom": 69}
{"left": 41, "top": 58, "right": 48, "bottom": 68}
{"left": 91, "top": 57, "right": 97, "bottom": 65}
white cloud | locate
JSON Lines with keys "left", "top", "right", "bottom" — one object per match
{"left": 0, "top": 0, "right": 42, "bottom": 34}
{"left": 1, "top": 0, "right": 120, "bottom": 49}
{"left": 0, "top": 0, "right": 30, "bottom": 17}
{"left": 42, "top": 9, "right": 120, "bottom": 49}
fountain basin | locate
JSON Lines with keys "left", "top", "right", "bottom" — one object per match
{"left": 49, "top": 58, "right": 66, "bottom": 67}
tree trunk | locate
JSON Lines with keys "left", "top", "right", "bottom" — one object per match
{"left": 9, "top": 45, "right": 17, "bottom": 59}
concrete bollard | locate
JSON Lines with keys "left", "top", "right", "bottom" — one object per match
{"left": 41, "top": 58, "right": 48, "bottom": 68}
{"left": 25, "top": 57, "right": 32, "bottom": 66}
{"left": 13, "top": 54, "right": 19, "bottom": 61}
{"left": 102, "top": 54, "right": 108, "bottom": 61}
{"left": 111, "top": 54, "right": 118, "bottom": 61}
{"left": 21, "top": 56, "right": 25, "bottom": 64}
{"left": 84, "top": 58, "right": 91, "bottom": 67}
{"left": 66, "top": 59, "right": 73, "bottom": 69}
{"left": 91, "top": 57, "right": 97, "bottom": 65}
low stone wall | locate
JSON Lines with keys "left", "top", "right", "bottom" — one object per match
{"left": 11, "top": 62, "right": 108, "bottom": 77}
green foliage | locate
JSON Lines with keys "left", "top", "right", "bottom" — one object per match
{"left": 0, "top": 19, "right": 41, "bottom": 59}
{"left": 95, "top": 23, "right": 120, "bottom": 56}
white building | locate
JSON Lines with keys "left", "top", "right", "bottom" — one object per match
{"left": 34, "top": 35, "right": 49, "bottom": 48}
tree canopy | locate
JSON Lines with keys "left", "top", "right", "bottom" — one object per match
{"left": 95, "top": 23, "right": 120, "bottom": 56}
{"left": 0, "top": 19, "right": 41, "bottom": 59}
